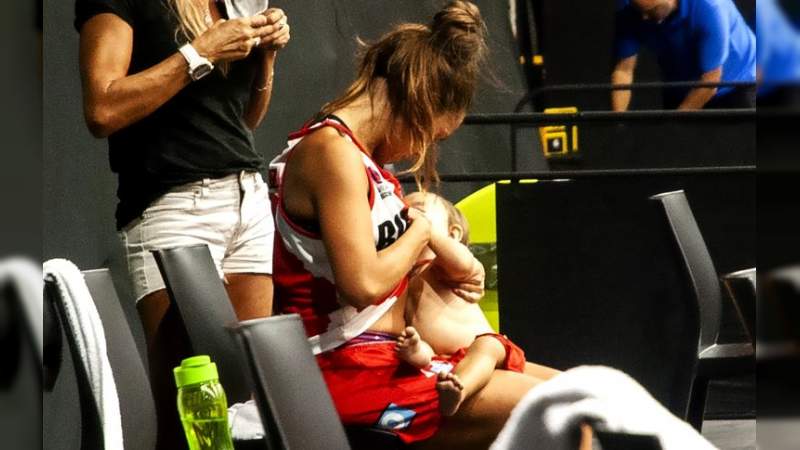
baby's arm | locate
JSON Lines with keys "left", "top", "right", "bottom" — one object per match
{"left": 428, "top": 230, "right": 485, "bottom": 302}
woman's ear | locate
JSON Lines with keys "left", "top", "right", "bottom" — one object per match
{"left": 449, "top": 224, "right": 464, "bottom": 243}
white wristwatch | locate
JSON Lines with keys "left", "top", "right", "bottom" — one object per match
{"left": 179, "top": 44, "right": 214, "bottom": 81}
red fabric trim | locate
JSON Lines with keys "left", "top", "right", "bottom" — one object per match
{"left": 366, "top": 167, "right": 376, "bottom": 209}
{"left": 474, "top": 333, "right": 527, "bottom": 373}
{"left": 374, "top": 276, "right": 409, "bottom": 306}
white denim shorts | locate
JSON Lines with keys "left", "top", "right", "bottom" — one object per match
{"left": 119, "top": 171, "right": 274, "bottom": 302}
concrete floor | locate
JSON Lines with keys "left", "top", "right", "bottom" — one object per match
{"left": 702, "top": 420, "right": 756, "bottom": 450}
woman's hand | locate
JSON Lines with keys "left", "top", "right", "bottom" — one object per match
{"left": 191, "top": 15, "right": 273, "bottom": 64}
{"left": 406, "top": 207, "right": 432, "bottom": 242}
{"left": 257, "top": 8, "right": 291, "bottom": 51}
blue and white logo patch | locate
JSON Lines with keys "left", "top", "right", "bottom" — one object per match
{"left": 421, "top": 360, "right": 454, "bottom": 378}
{"left": 376, "top": 403, "right": 416, "bottom": 431}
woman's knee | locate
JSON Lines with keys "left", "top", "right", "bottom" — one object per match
{"left": 458, "top": 370, "right": 538, "bottom": 423}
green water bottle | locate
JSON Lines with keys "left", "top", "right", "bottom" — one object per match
{"left": 174, "top": 355, "right": 234, "bottom": 450}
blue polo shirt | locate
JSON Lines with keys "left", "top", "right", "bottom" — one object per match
{"left": 757, "top": 0, "right": 800, "bottom": 91}
{"left": 615, "top": 0, "right": 756, "bottom": 105}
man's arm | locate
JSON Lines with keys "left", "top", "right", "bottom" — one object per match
{"left": 682, "top": 0, "right": 729, "bottom": 110}
{"left": 611, "top": 55, "right": 637, "bottom": 112}
{"left": 677, "top": 66, "right": 722, "bottom": 110}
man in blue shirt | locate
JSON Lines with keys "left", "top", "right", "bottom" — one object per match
{"left": 612, "top": 0, "right": 756, "bottom": 110}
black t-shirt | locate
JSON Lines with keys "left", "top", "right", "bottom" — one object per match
{"left": 75, "top": 0, "right": 265, "bottom": 229}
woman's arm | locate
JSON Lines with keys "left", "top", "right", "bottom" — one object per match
{"left": 300, "top": 136, "right": 431, "bottom": 309}
{"left": 243, "top": 9, "right": 291, "bottom": 130}
{"left": 79, "top": 13, "right": 272, "bottom": 138}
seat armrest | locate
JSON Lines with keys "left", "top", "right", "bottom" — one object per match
{"left": 698, "top": 343, "right": 755, "bottom": 378}
{"left": 699, "top": 343, "right": 754, "bottom": 361}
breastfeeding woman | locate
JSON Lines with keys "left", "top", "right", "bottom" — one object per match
{"left": 269, "top": 2, "right": 590, "bottom": 448}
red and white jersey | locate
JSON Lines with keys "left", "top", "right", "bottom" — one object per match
{"left": 268, "top": 117, "right": 409, "bottom": 354}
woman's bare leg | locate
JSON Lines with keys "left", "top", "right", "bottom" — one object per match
{"left": 414, "top": 369, "right": 538, "bottom": 450}
{"left": 524, "top": 361, "right": 562, "bottom": 381}
{"left": 439, "top": 335, "right": 507, "bottom": 416}
{"left": 138, "top": 289, "right": 191, "bottom": 450}
{"left": 413, "top": 369, "right": 593, "bottom": 450}
{"left": 223, "top": 273, "right": 273, "bottom": 320}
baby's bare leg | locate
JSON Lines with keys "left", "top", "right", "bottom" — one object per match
{"left": 396, "top": 326, "right": 435, "bottom": 368}
{"left": 439, "top": 335, "right": 507, "bottom": 416}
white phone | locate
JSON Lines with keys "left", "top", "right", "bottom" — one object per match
{"left": 222, "top": 0, "right": 270, "bottom": 19}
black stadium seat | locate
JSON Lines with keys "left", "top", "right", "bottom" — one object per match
{"left": 43, "top": 269, "right": 157, "bottom": 450}
{"left": 229, "top": 314, "right": 406, "bottom": 450}
{"left": 650, "top": 190, "right": 754, "bottom": 430}
{"left": 152, "top": 244, "right": 252, "bottom": 405}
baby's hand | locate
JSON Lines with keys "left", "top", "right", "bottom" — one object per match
{"left": 450, "top": 260, "right": 485, "bottom": 303}
{"left": 452, "top": 278, "right": 484, "bottom": 303}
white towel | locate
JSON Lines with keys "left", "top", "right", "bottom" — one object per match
{"left": 228, "top": 400, "right": 265, "bottom": 441}
{"left": 491, "top": 366, "right": 716, "bottom": 450}
{"left": 43, "top": 259, "right": 124, "bottom": 450}
{"left": 0, "top": 258, "right": 43, "bottom": 365}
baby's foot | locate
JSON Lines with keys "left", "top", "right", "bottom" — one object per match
{"left": 396, "top": 326, "right": 433, "bottom": 368}
{"left": 436, "top": 371, "right": 465, "bottom": 416}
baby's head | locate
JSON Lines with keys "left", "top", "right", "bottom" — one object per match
{"left": 406, "top": 192, "right": 470, "bottom": 245}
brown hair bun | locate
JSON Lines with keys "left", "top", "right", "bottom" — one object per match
{"left": 430, "top": 1, "right": 487, "bottom": 66}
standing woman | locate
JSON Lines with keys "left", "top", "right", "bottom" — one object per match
{"left": 75, "top": 0, "right": 289, "bottom": 446}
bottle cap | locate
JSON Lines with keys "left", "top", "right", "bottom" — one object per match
{"left": 173, "top": 355, "right": 219, "bottom": 388}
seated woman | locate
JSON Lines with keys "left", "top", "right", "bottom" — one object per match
{"left": 269, "top": 2, "right": 590, "bottom": 448}
{"left": 397, "top": 192, "right": 561, "bottom": 417}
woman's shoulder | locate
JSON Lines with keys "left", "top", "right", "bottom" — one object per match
{"left": 292, "top": 126, "right": 365, "bottom": 173}
{"left": 74, "top": 0, "right": 154, "bottom": 32}
{"left": 287, "top": 127, "right": 366, "bottom": 183}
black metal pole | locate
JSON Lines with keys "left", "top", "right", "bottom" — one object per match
{"left": 515, "top": 81, "right": 757, "bottom": 112}
{"left": 398, "top": 166, "right": 755, "bottom": 184}
{"left": 465, "top": 109, "right": 755, "bottom": 125}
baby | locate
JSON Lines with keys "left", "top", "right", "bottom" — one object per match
{"left": 396, "top": 192, "right": 527, "bottom": 416}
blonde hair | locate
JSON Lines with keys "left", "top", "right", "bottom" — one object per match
{"left": 319, "top": 1, "right": 487, "bottom": 191}
{"left": 170, "top": 0, "right": 230, "bottom": 74}
{"left": 435, "top": 195, "right": 470, "bottom": 245}
{"left": 409, "top": 192, "right": 471, "bottom": 245}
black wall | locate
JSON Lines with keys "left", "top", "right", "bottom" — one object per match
{"left": 496, "top": 173, "right": 756, "bottom": 417}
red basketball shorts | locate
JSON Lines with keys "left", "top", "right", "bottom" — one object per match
{"left": 316, "top": 333, "right": 525, "bottom": 443}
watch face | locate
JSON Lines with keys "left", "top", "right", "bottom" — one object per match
{"left": 192, "top": 64, "right": 213, "bottom": 80}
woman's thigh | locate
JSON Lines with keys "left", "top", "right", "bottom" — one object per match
{"left": 224, "top": 273, "right": 273, "bottom": 320}
{"left": 136, "top": 289, "right": 191, "bottom": 448}
{"left": 414, "top": 369, "right": 541, "bottom": 450}
{"left": 524, "top": 361, "right": 562, "bottom": 381}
